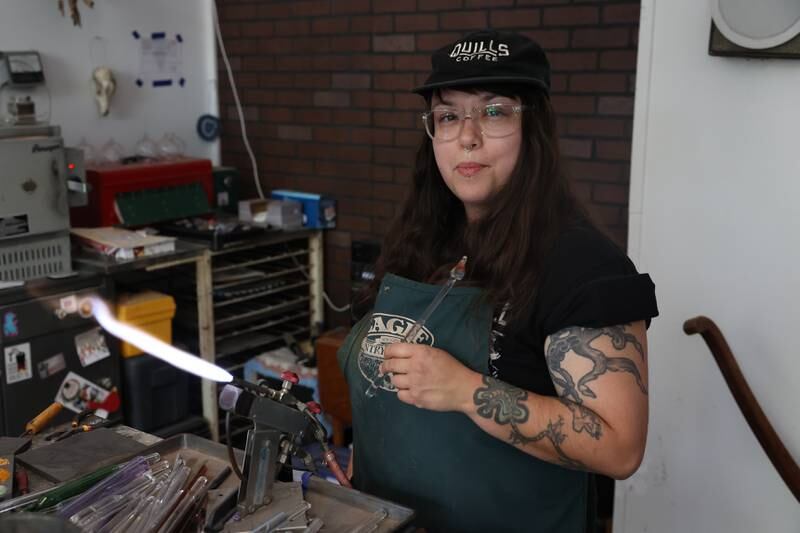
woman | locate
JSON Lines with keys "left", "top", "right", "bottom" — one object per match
{"left": 337, "top": 30, "right": 658, "bottom": 533}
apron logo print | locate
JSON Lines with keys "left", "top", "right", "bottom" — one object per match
{"left": 358, "top": 313, "right": 434, "bottom": 394}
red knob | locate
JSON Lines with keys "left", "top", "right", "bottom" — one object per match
{"left": 306, "top": 401, "right": 321, "bottom": 414}
{"left": 281, "top": 371, "right": 299, "bottom": 385}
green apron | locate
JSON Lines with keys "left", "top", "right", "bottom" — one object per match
{"left": 338, "top": 274, "right": 587, "bottom": 532}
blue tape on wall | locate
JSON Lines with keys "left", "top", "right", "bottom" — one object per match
{"left": 151, "top": 32, "right": 166, "bottom": 40}
{"left": 132, "top": 30, "right": 140, "bottom": 39}
{"left": 153, "top": 79, "right": 173, "bottom": 87}
{"left": 176, "top": 34, "right": 183, "bottom": 43}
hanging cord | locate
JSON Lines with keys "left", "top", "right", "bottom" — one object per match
{"left": 287, "top": 245, "right": 351, "bottom": 313}
{"left": 211, "top": 0, "right": 265, "bottom": 199}
{"left": 225, "top": 411, "right": 244, "bottom": 481}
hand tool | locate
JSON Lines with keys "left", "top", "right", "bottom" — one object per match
{"left": 19, "top": 403, "right": 63, "bottom": 437}
{"left": 365, "top": 256, "right": 468, "bottom": 398}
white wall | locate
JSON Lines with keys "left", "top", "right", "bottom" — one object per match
{"left": 617, "top": 1, "right": 800, "bottom": 532}
{"left": 0, "top": 0, "right": 219, "bottom": 162}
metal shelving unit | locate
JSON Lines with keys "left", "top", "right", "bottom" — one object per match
{"left": 171, "top": 230, "right": 323, "bottom": 443}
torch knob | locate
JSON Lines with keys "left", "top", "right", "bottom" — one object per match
{"left": 306, "top": 401, "right": 322, "bottom": 414}
{"left": 281, "top": 371, "right": 299, "bottom": 386}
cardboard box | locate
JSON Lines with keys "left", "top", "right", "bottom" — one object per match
{"left": 271, "top": 190, "right": 336, "bottom": 229}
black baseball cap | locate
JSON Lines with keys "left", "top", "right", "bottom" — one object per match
{"left": 413, "top": 30, "right": 551, "bottom": 96}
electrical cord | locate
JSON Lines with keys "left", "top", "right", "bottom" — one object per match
{"left": 225, "top": 411, "right": 244, "bottom": 481}
{"left": 287, "top": 246, "right": 351, "bottom": 313}
{"left": 211, "top": 0, "right": 265, "bottom": 200}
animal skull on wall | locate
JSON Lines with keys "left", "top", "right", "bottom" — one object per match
{"left": 59, "top": 0, "right": 95, "bottom": 27}
{"left": 92, "top": 67, "right": 116, "bottom": 117}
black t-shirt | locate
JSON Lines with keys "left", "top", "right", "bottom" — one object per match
{"left": 489, "top": 219, "right": 659, "bottom": 396}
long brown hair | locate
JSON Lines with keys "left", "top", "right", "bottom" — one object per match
{"left": 359, "top": 84, "right": 584, "bottom": 327}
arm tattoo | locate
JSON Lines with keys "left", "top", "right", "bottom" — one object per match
{"left": 560, "top": 399, "right": 602, "bottom": 440}
{"left": 473, "top": 376, "right": 589, "bottom": 470}
{"left": 546, "top": 325, "right": 647, "bottom": 403}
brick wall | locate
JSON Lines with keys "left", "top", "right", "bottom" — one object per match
{"left": 216, "top": 0, "right": 641, "bottom": 327}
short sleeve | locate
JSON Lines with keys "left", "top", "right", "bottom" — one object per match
{"left": 536, "top": 223, "right": 659, "bottom": 339}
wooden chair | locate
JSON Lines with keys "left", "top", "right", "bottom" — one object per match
{"left": 684, "top": 316, "right": 800, "bottom": 502}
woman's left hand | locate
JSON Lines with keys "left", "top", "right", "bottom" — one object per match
{"left": 380, "top": 343, "right": 479, "bottom": 413}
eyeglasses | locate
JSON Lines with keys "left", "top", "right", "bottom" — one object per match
{"left": 421, "top": 103, "right": 527, "bottom": 142}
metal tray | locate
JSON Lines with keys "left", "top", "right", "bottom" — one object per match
{"left": 137, "top": 433, "right": 414, "bottom": 532}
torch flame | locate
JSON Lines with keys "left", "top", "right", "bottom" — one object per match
{"left": 90, "top": 296, "right": 233, "bottom": 383}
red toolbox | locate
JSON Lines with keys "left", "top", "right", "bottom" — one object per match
{"left": 70, "top": 159, "right": 214, "bottom": 227}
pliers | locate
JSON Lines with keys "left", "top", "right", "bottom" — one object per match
{"left": 45, "top": 409, "right": 98, "bottom": 442}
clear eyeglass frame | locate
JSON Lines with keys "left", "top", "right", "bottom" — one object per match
{"left": 421, "top": 103, "right": 529, "bottom": 142}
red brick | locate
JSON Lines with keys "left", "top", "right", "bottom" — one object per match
{"left": 374, "top": 35, "right": 415, "bottom": 52}
{"left": 262, "top": 107, "right": 293, "bottom": 123}
{"left": 395, "top": 130, "right": 424, "bottom": 147}
{"left": 394, "top": 54, "right": 430, "bottom": 71}
{"left": 313, "top": 127, "right": 351, "bottom": 144}
{"left": 417, "top": 32, "right": 463, "bottom": 52}
{"left": 441, "top": 11, "right": 488, "bottom": 30}
{"left": 227, "top": 105, "right": 258, "bottom": 121}
{"left": 332, "top": 73, "right": 372, "bottom": 89}
{"left": 550, "top": 94, "right": 595, "bottom": 115}
{"left": 548, "top": 51, "right": 597, "bottom": 72}
{"left": 255, "top": 3, "right": 292, "bottom": 18}
{"left": 275, "top": 55, "right": 315, "bottom": 72}
{"left": 330, "top": 35, "right": 371, "bottom": 52}
{"left": 352, "top": 128, "right": 394, "bottom": 145}
{"left": 559, "top": 138, "right": 593, "bottom": 159}
{"left": 274, "top": 19, "right": 310, "bottom": 37}
{"left": 567, "top": 118, "right": 625, "bottom": 138}
{"left": 598, "top": 96, "right": 634, "bottom": 116}
{"left": 517, "top": 0, "right": 569, "bottom": 4}
{"left": 373, "top": 0, "right": 416, "bottom": 13}
{"left": 312, "top": 55, "right": 352, "bottom": 71}
{"left": 293, "top": 73, "right": 331, "bottom": 89}
{"left": 395, "top": 14, "right": 439, "bottom": 32}
{"left": 258, "top": 139, "right": 297, "bottom": 156}
{"left": 395, "top": 92, "right": 425, "bottom": 110}
{"left": 585, "top": 204, "right": 624, "bottom": 228}
{"left": 313, "top": 91, "right": 351, "bottom": 108}
{"left": 275, "top": 158, "right": 314, "bottom": 175}
{"left": 222, "top": 5, "right": 257, "bottom": 21}
{"left": 543, "top": 6, "right": 599, "bottom": 26}
{"left": 373, "top": 182, "right": 409, "bottom": 200}
{"left": 225, "top": 39, "right": 259, "bottom": 55}
{"left": 550, "top": 74, "right": 568, "bottom": 92}
{"left": 568, "top": 161, "right": 625, "bottom": 182}
{"left": 570, "top": 74, "right": 628, "bottom": 93}
{"left": 290, "top": 1, "right": 330, "bottom": 17}
{"left": 466, "top": 0, "right": 513, "bottom": 6}
{"left": 593, "top": 184, "right": 628, "bottom": 204}
{"left": 374, "top": 73, "right": 415, "bottom": 91}
{"left": 603, "top": 4, "right": 640, "bottom": 24}
{"left": 351, "top": 15, "right": 393, "bottom": 33}
{"left": 600, "top": 50, "right": 638, "bottom": 71}
{"left": 419, "top": 0, "right": 466, "bottom": 11}
{"left": 374, "top": 111, "right": 416, "bottom": 129}
{"left": 312, "top": 17, "right": 350, "bottom": 34}
{"left": 489, "top": 9, "right": 541, "bottom": 29}
{"left": 276, "top": 91, "right": 314, "bottom": 106}
{"left": 259, "top": 38, "right": 293, "bottom": 55}
{"left": 243, "top": 56, "right": 275, "bottom": 71}
{"left": 233, "top": 73, "right": 258, "bottom": 88}
{"left": 572, "top": 28, "right": 629, "bottom": 49}
{"left": 332, "top": 0, "right": 371, "bottom": 14}
{"left": 352, "top": 91, "right": 394, "bottom": 109}
{"left": 332, "top": 109, "right": 372, "bottom": 126}
{"left": 352, "top": 54, "right": 393, "bottom": 72}
{"left": 338, "top": 215, "right": 372, "bottom": 233}
{"left": 521, "top": 29, "right": 569, "bottom": 49}
{"left": 596, "top": 140, "right": 631, "bottom": 161}
{"left": 295, "top": 108, "right": 332, "bottom": 124}
{"left": 316, "top": 161, "right": 372, "bottom": 179}
{"left": 259, "top": 73, "right": 293, "bottom": 88}
{"left": 242, "top": 21, "right": 274, "bottom": 38}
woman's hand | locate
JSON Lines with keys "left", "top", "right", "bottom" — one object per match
{"left": 380, "top": 343, "right": 480, "bottom": 413}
